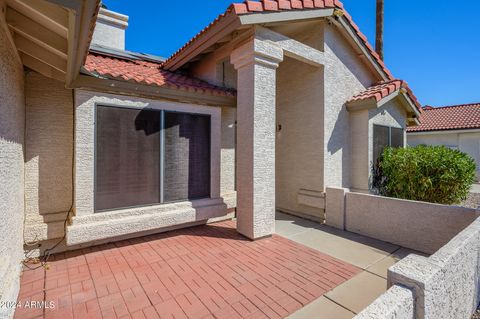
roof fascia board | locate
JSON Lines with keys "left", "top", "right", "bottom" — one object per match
{"left": 65, "top": 0, "right": 99, "bottom": 87}
{"left": 333, "top": 15, "right": 389, "bottom": 81}
{"left": 72, "top": 74, "right": 236, "bottom": 107}
{"left": 239, "top": 8, "right": 334, "bottom": 25}
{"left": 347, "top": 89, "right": 420, "bottom": 117}
{"left": 164, "top": 12, "right": 241, "bottom": 71}
{"left": 256, "top": 26, "right": 325, "bottom": 67}
{"left": 376, "top": 90, "right": 400, "bottom": 108}
{"left": 397, "top": 89, "right": 421, "bottom": 118}
{"left": 346, "top": 98, "right": 376, "bottom": 112}
{"left": 408, "top": 128, "right": 480, "bottom": 135}
{"left": 43, "top": 0, "right": 81, "bottom": 10}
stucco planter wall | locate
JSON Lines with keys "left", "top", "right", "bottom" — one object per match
{"left": 355, "top": 216, "right": 480, "bottom": 319}
{"left": 325, "top": 189, "right": 479, "bottom": 255}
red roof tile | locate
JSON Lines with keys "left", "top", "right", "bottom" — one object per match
{"left": 84, "top": 52, "right": 235, "bottom": 97}
{"left": 348, "top": 79, "right": 422, "bottom": 113}
{"left": 407, "top": 103, "right": 480, "bottom": 132}
{"left": 163, "top": 0, "right": 394, "bottom": 81}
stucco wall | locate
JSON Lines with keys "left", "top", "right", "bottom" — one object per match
{"left": 220, "top": 106, "right": 236, "bottom": 199}
{"left": 344, "top": 192, "right": 479, "bottom": 254}
{"left": 408, "top": 131, "right": 480, "bottom": 179}
{"left": 24, "top": 72, "right": 73, "bottom": 246}
{"left": 0, "top": 16, "right": 25, "bottom": 319}
{"left": 388, "top": 217, "right": 480, "bottom": 319}
{"left": 349, "top": 109, "right": 370, "bottom": 191}
{"left": 354, "top": 285, "right": 415, "bottom": 319}
{"left": 276, "top": 56, "right": 325, "bottom": 219}
{"left": 323, "top": 23, "right": 376, "bottom": 189}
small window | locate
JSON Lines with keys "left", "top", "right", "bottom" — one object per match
{"left": 373, "top": 125, "right": 404, "bottom": 165}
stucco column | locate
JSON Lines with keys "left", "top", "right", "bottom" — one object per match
{"left": 231, "top": 38, "right": 283, "bottom": 240}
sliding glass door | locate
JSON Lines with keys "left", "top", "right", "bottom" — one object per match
{"left": 95, "top": 105, "right": 211, "bottom": 212}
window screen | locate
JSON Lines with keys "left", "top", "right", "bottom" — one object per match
{"left": 373, "top": 125, "right": 389, "bottom": 165}
{"left": 95, "top": 106, "right": 211, "bottom": 212}
{"left": 391, "top": 127, "right": 404, "bottom": 148}
{"left": 96, "top": 107, "right": 161, "bottom": 211}
{"left": 164, "top": 112, "right": 211, "bottom": 202}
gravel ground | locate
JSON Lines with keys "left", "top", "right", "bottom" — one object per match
{"left": 461, "top": 192, "right": 480, "bottom": 209}
{"left": 472, "top": 309, "right": 480, "bottom": 319}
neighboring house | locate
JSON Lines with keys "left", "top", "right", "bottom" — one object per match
{"left": 407, "top": 103, "right": 480, "bottom": 179}
{"left": 0, "top": 0, "right": 423, "bottom": 313}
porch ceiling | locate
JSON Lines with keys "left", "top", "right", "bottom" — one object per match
{"left": 3, "top": 0, "right": 99, "bottom": 85}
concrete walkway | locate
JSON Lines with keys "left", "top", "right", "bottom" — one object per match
{"left": 276, "top": 211, "right": 423, "bottom": 319}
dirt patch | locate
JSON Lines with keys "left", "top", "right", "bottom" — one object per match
{"left": 461, "top": 193, "right": 480, "bottom": 209}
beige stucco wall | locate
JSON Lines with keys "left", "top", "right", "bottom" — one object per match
{"left": 24, "top": 72, "right": 73, "bottom": 246}
{"left": 345, "top": 191, "right": 479, "bottom": 254}
{"left": 323, "top": 23, "right": 377, "bottom": 189}
{"left": 408, "top": 131, "right": 480, "bottom": 179}
{"left": 0, "top": 15, "right": 25, "bottom": 318}
{"left": 349, "top": 109, "right": 370, "bottom": 190}
{"left": 220, "top": 106, "right": 236, "bottom": 200}
{"left": 276, "top": 56, "right": 325, "bottom": 220}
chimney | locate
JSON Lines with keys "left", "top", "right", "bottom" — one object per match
{"left": 91, "top": 7, "right": 129, "bottom": 50}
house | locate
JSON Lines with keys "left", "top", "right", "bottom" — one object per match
{"left": 0, "top": 0, "right": 424, "bottom": 315}
{"left": 407, "top": 103, "right": 480, "bottom": 179}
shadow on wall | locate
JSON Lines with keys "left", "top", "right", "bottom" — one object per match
{"left": 96, "top": 107, "right": 212, "bottom": 211}
{"left": 327, "top": 105, "right": 350, "bottom": 187}
{"left": 136, "top": 109, "right": 212, "bottom": 200}
{"left": 24, "top": 72, "right": 73, "bottom": 243}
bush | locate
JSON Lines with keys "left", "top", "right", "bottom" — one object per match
{"left": 373, "top": 145, "right": 476, "bottom": 205}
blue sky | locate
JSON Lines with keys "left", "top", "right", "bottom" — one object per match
{"left": 103, "top": 0, "right": 480, "bottom": 107}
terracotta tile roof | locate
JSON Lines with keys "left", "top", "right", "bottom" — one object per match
{"left": 164, "top": 0, "right": 394, "bottom": 80}
{"left": 348, "top": 79, "right": 422, "bottom": 113}
{"left": 407, "top": 103, "right": 480, "bottom": 132}
{"left": 83, "top": 52, "right": 235, "bottom": 96}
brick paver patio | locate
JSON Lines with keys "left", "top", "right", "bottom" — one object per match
{"left": 15, "top": 220, "right": 360, "bottom": 319}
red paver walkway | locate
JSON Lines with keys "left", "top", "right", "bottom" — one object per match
{"left": 15, "top": 220, "right": 360, "bottom": 319}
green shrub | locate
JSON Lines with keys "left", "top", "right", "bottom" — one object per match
{"left": 373, "top": 145, "right": 476, "bottom": 205}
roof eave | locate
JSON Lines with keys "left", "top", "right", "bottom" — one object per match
{"left": 346, "top": 89, "right": 421, "bottom": 126}
{"left": 163, "top": 11, "right": 241, "bottom": 71}
{"left": 65, "top": 0, "right": 101, "bottom": 87}
{"left": 73, "top": 73, "right": 237, "bottom": 107}
{"left": 238, "top": 8, "right": 334, "bottom": 25}
{"left": 408, "top": 128, "right": 480, "bottom": 135}
{"left": 331, "top": 14, "right": 390, "bottom": 81}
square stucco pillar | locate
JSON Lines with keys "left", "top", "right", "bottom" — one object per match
{"left": 231, "top": 38, "right": 283, "bottom": 240}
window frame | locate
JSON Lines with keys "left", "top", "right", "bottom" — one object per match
{"left": 372, "top": 124, "right": 405, "bottom": 164}
{"left": 93, "top": 103, "right": 212, "bottom": 213}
